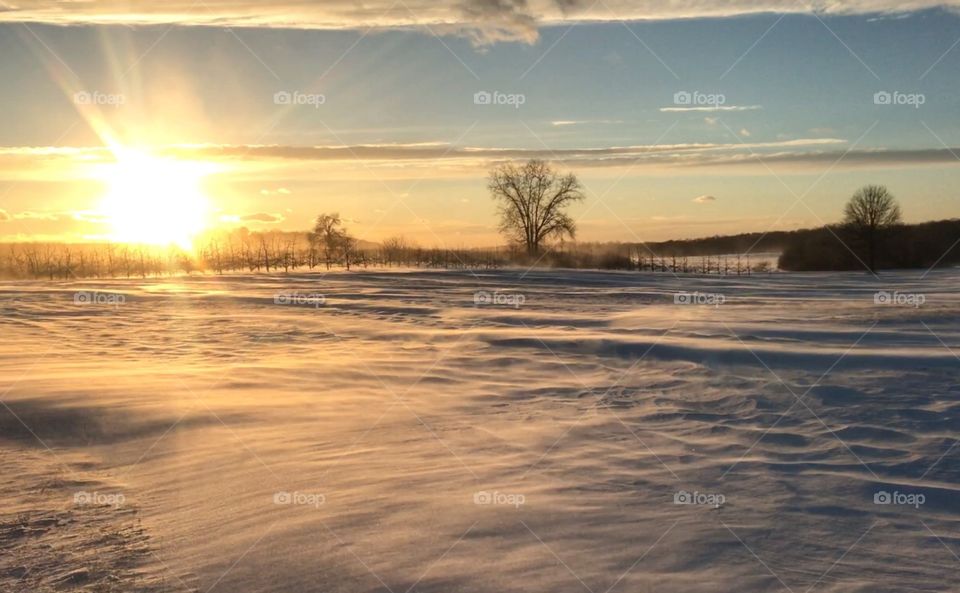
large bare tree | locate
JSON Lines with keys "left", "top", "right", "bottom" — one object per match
{"left": 309, "top": 213, "right": 355, "bottom": 269}
{"left": 488, "top": 160, "right": 585, "bottom": 256}
{"left": 842, "top": 185, "right": 902, "bottom": 272}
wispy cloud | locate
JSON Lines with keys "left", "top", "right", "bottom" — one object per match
{"left": 242, "top": 212, "right": 284, "bottom": 223}
{"left": 162, "top": 137, "right": 849, "bottom": 162}
{"left": 0, "top": 1, "right": 957, "bottom": 45}
{"left": 4, "top": 138, "right": 960, "bottom": 177}
{"left": 660, "top": 105, "right": 763, "bottom": 113}
{"left": 693, "top": 195, "right": 717, "bottom": 203}
{"left": 13, "top": 211, "right": 62, "bottom": 221}
{"left": 550, "top": 119, "right": 626, "bottom": 126}
{"left": 219, "top": 212, "right": 285, "bottom": 224}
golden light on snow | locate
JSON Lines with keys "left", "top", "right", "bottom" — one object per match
{"left": 96, "top": 148, "right": 218, "bottom": 250}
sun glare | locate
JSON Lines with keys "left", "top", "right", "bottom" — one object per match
{"left": 97, "top": 149, "right": 216, "bottom": 250}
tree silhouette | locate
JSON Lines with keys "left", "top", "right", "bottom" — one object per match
{"left": 310, "top": 213, "right": 355, "bottom": 269}
{"left": 842, "top": 185, "right": 902, "bottom": 272}
{"left": 488, "top": 160, "right": 584, "bottom": 256}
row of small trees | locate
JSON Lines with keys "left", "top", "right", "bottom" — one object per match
{"left": 0, "top": 233, "right": 778, "bottom": 280}
{"left": 0, "top": 229, "right": 510, "bottom": 280}
{"left": 1, "top": 243, "right": 191, "bottom": 280}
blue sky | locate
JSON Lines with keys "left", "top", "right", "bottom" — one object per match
{"left": 1, "top": 2, "right": 959, "bottom": 245}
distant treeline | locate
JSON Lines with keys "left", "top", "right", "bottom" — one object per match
{"left": 584, "top": 218, "right": 960, "bottom": 272}
{"left": 3, "top": 219, "right": 958, "bottom": 280}
{"left": 638, "top": 231, "right": 797, "bottom": 258}
{"left": 778, "top": 219, "right": 960, "bottom": 271}
{"left": 0, "top": 233, "right": 773, "bottom": 280}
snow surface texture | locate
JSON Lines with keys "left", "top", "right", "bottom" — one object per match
{"left": 1, "top": 269, "right": 958, "bottom": 592}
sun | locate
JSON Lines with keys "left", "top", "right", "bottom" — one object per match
{"left": 97, "top": 149, "right": 216, "bottom": 250}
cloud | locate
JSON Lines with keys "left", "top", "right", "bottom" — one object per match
{"left": 218, "top": 212, "right": 285, "bottom": 224}
{"left": 241, "top": 212, "right": 284, "bottom": 223}
{"left": 158, "top": 137, "right": 849, "bottom": 164}
{"left": 693, "top": 195, "right": 717, "bottom": 204}
{"left": 72, "top": 210, "right": 110, "bottom": 223}
{"left": 660, "top": 105, "right": 763, "bottom": 113}
{"left": 453, "top": 0, "right": 540, "bottom": 45}
{"left": 0, "top": 1, "right": 956, "bottom": 45}
{"left": 0, "top": 209, "right": 9, "bottom": 221}
{"left": 867, "top": 12, "right": 915, "bottom": 21}
{"left": 551, "top": 119, "right": 626, "bottom": 126}
{"left": 4, "top": 139, "right": 960, "bottom": 177}
{"left": 14, "top": 211, "right": 62, "bottom": 221}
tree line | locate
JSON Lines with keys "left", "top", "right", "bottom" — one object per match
{"left": 0, "top": 229, "right": 510, "bottom": 280}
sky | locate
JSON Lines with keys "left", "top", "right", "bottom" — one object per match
{"left": 0, "top": 0, "right": 959, "bottom": 246}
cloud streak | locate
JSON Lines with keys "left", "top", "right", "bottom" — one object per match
{"left": 162, "top": 137, "right": 850, "bottom": 164}
{"left": 661, "top": 106, "right": 763, "bottom": 113}
{"left": 0, "top": 1, "right": 957, "bottom": 45}
{"left": 3, "top": 139, "right": 960, "bottom": 178}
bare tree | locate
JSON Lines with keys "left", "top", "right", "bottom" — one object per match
{"left": 382, "top": 235, "right": 415, "bottom": 266}
{"left": 310, "top": 213, "right": 354, "bottom": 269}
{"left": 488, "top": 160, "right": 585, "bottom": 256}
{"left": 843, "top": 185, "right": 902, "bottom": 272}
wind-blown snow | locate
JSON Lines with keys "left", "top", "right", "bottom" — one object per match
{"left": 1, "top": 269, "right": 958, "bottom": 592}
